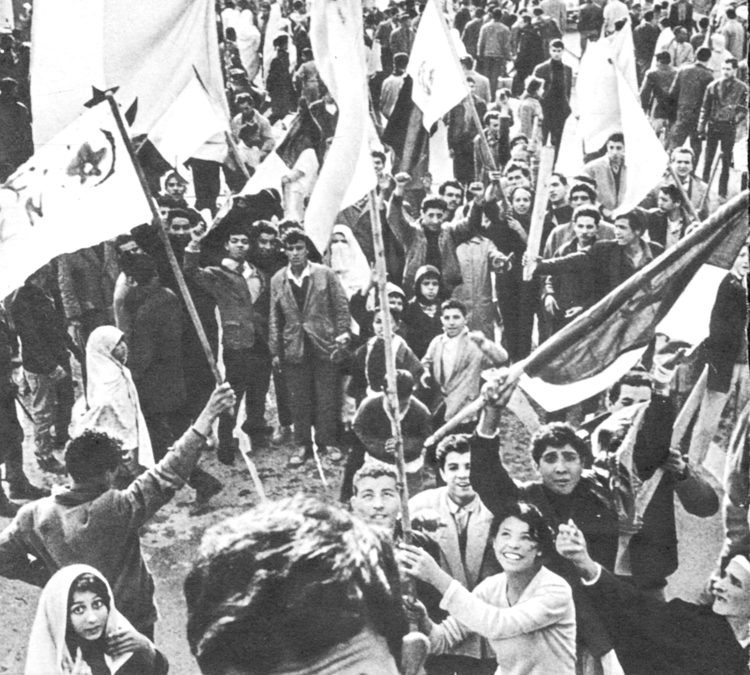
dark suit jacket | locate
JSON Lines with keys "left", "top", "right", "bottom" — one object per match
{"left": 668, "top": 1, "right": 693, "bottom": 33}
{"left": 461, "top": 18, "right": 483, "bottom": 56}
{"left": 533, "top": 59, "right": 573, "bottom": 116}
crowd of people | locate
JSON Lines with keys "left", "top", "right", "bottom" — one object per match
{"left": 0, "top": 0, "right": 749, "bottom": 672}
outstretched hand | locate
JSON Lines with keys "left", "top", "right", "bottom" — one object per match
{"left": 556, "top": 520, "right": 599, "bottom": 581}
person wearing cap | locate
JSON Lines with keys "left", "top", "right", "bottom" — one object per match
{"left": 184, "top": 221, "right": 272, "bottom": 462}
{"left": 380, "top": 51, "right": 409, "bottom": 120}
{"left": 390, "top": 11, "right": 415, "bottom": 57}
{"left": 557, "top": 526, "right": 750, "bottom": 674}
{"left": 640, "top": 50, "right": 677, "bottom": 143}
{"left": 477, "top": 8, "right": 512, "bottom": 99}
{"left": 533, "top": 38, "right": 573, "bottom": 153}
{"left": 668, "top": 46, "right": 716, "bottom": 162}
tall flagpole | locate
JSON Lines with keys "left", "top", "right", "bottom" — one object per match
{"left": 104, "top": 91, "right": 268, "bottom": 501}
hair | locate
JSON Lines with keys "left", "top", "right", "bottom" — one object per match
{"left": 696, "top": 46, "right": 711, "bottom": 61}
{"left": 655, "top": 50, "right": 671, "bottom": 64}
{"left": 505, "top": 162, "right": 532, "bottom": 180}
{"left": 725, "top": 57, "right": 739, "bottom": 69}
{"left": 281, "top": 228, "right": 312, "bottom": 249}
{"left": 726, "top": 7, "right": 736, "bottom": 19}
{"left": 572, "top": 204, "right": 601, "bottom": 225}
{"left": 254, "top": 219, "right": 279, "bottom": 238}
{"left": 68, "top": 573, "right": 111, "bottom": 615}
{"left": 235, "top": 92, "right": 253, "bottom": 106}
{"left": 525, "top": 76, "right": 543, "bottom": 94}
{"left": 438, "top": 180, "right": 463, "bottom": 197}
{"left": 698, "top": 16, "right": 709, "bottom": 28}
{"left": 371, "top": 149, "right": 386, "bottom": 164}
{"left": 509, "top": 184, "right": 533, "bottom": 203}
{"left": 352, "top": 464, "right": 401, "bottom": 496}
{"left": 509, "top": 135, "right": 529, "bottom": 149}
{"left": 671, "top": 146, "right": 695, "bottom": 163}
{"left": 550, "top": 38, "right": 564, "bottom": 50}
{"left": 435, "top": 433, "right": 472, "bottom": 470}
{"left": 490, "top": 501, "right": 555, "bottom": 559}
{"left": 550, "top": 172, "right": 568, "bottom": 186}
{"left": 167, "top": 208, "right": 197, "bottom": 225}
{"left": 460, "top": 54, "right": 475, "bottom": 68}
{"left": 125, "top": 253, "right": 158, "bottom": 285}
{"left": 569, "top": 181, "right": 597, "bottom": 202}
{"left": 531, "top": 422, "right": 588, "bottom": 464}
{"left": 492, "top": 7, "right": 503, "bottom": 20}
{"left": 475, "top": 7, "right": 485, "bottom": 17}
{"left": 614, "top": 209, "right": 646, "bottom": 234}
{"left": 393, "top": 52, "right": 409, "bottom": 69}
{"left": 607, "top": 369, "right": 652, "bottom": 405}
{"left": 113, "top": 234, "right": 136, "bottom": 251}
{"left": 421, "top": 196, "right": 448, "bottom": 213}
{"left": 607, "top": 132, "right": 625, "bottom": 145}
{"left": 184, "top": 496, "right": 407, "bottom": 673}
{"left": 658, "top": 183, "right": 683, "bottom": 205}
{"left": 643, "top": 9, "right": 654, "bottom": 20}
{"left": 440, "top": 298, "right": 467, "bottom": 318}
{"left": 65, "top": 430, "right": 123, "bottom": 482}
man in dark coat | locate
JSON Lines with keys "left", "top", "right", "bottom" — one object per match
{"left": 633, "top": 11, "right": 661, "bottom": 83}
{"left": 461, "top": 8, "right": 486, "bottom": 60}
{"left": 266, "top": 34, "right": 296, "bottom": 123}
{"left": 533, "top": 39, "right": 572, "bottom": 153}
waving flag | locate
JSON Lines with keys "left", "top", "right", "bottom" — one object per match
{"left": 0, "top": 100, "right": 152, "bottom": 297}
{"left": 407, "top": 0, "right": 469, "bottom": 130}
{"left": 519, "top": 192, "right": 749, "bottom": 411}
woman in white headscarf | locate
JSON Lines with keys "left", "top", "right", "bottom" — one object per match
{"left": 26, "top": 564, "right": 167, "bottom": 675}
{"left": 325, "top": 224, "right": 371, "bottom": 300}
{"left": 76, "top": 326, "right": 154, "bottom": 474}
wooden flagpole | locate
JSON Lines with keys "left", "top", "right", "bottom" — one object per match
{"left": 667, "top": 164, "right": 701, "bottom": 223}
{"left": 698, "top": 151, "right": 722, "bottom": 214}
{"left": 104, "top": 92, "right": 268, "bottom": 500}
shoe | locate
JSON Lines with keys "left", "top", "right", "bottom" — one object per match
{"left": 218, "top": 439, "right": 239, "bottom": 466}
{"left": 37, "top": 455, "right": 66, "bottom": 475}
{"left": 272, "top": 424, "right": 294, "bottom": 444}
{"left": 288, "top": 445, "right": 313, "bottom": 467}
{"left": 8, "top": 480, "right": 50, "bottom": 501}
{"left": 0, "top": 491, "right": 19, "bottom": 518}
{"left": 323, "top": 446, "right": 344, "bottom": 462}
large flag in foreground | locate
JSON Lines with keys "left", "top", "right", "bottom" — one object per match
{"left": 305, "top": 0, "right": 377, "bottom": 254}
{"left": 407, "top": 0, "right": 469, "bottom": 130}
{"left": 0, "top": 100, "right": 152, "bottom": 297}
{"left": 31, "top": 0, "right": 226, "bottom": 159}
{"left": 519, "top": 192, "right": 749, "bottom": 411}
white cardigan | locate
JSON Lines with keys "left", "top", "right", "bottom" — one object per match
{"left": 430, "top": 566, "right": 577, "bottom": 675}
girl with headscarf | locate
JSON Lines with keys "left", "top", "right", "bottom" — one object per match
{"left": 76, "top": 326, "right": 154, "bottom": 476}
{"left": 325, "top": 224, "right": 372, "bottom": 300}
{"left": 402, "top": 265, "right": 444, "bottom": 360}
{"left": 26, "top": 564, "right": 168, "bottom": 675}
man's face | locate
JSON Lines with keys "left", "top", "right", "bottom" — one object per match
{"left": 672, "top": 152, "right": 694, "bottom": 178}
{"left": 506, "top": 170, "right": 528, "bottom": 190}
{"left": 442, "top": 187, "right": 463, "bottom": 212}
{"left": 372, "top": 156, "right": 385, "bottom": 175}
{"left": 573, "top": 216, "right": 598, "bottom": 247}
{"left": 548, "top": 176, "right": 567, "bottom": 203}
{"left": 441, "top": 308, "right": 466, "bottom": 337}
{"left": 614, "top": 218, "right": 639, "bottom": 246}
{"left": 467, "top": 79, "right": 476, "bottom": 93}
{"left": 285, "top": 241, "right": 309, "bottom": 268}
{"left": 537, "top": 445, "right": 583, "bottom": 495}
{"left": 569, "top": 190, "right": 593, "bottom": 207}
{"left": 168, "top": 217, "right": 192, "bottom": 237}
{"left": 440, "top": 451, "right": 475, "bottom": 506}
{"left": 550, "top": 45, "right": 564, "bottom": 61}
{"left": 610, "top": 383, "right": 652, "bottom": 412}
{"left": 239, "top": 100, "right": 254, "bottom": 116}
{"left": 488, "top": 117, "right": 501, "bottom": 135}
{"left": 510, "top": 144, "right": 529, "bottom": 162}
{"left": 117, "top": 240, "right": 142, "bottom": 256}
{"left": 732, "top": 246, "right": 749, "bottom": 278}
{"left": 351, "top": 476, "right": 401, "bottom": 531}
{"left": 256, "top": 232, "right": 277, "bottom": 257}
{"left": 225, "top": 234, "right": 250, "bottom": 261}
{"left": 722, "top": 62, "right": 737, "bottom": 79}
{"left": 165, "top": 177, "right": 185, "bottom": 196}
{"left": 421, "top": 207, "right": 445, "bottom": 231}
{"left": 675, "top": 29, "right": 687, "bottom": 42}
{"left": 606, "top": 141, "right": 625, "bottom": 163}
{"left": 711, "top": 557, "right": 750, "bottom": 618}
{"left": 657, "top": 191, "right": 678, "bottom": 213}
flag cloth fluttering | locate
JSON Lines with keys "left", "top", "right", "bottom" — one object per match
{"left": 406, "top": 0, "right": 469, "bottom": 130}
{"left": 519, "top": 192, "right": 749, "bottom": 411}
{"left": 0, "top": 99, "right": 152, "bottom": 297}
{"left": 382, "top": 75, "right": 431, "bottom": 178}
{"left": 304, "top": 0, "right": 377, "bottom": 254}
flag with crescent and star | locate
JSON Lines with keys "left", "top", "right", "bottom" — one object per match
{"left": 0, "top": 96, "right": 152, "bottom": 297}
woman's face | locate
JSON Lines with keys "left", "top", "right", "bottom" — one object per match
{"left": 493, "top": 516, "right": 540, "bottom": 573}
{"left": 165, "top": 176, "right": 185, "bottom": 197}
{"left": 512, "top": 189, "right": 532, "bottom": 215}
{"left": 420, "top": 277, "right": 440, "bottom": 302}
{"left": 111, "top": 339, "right": 128, "bottom": 365}
{"left": 69, "top": 591, "right": 109, "bottom": 642}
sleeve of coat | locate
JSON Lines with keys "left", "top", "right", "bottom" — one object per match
{"left": 386, "top": 194, "right": 415, "bottom": 248}
{"left": 268, "top": 276, "right": 282, "bottom": 358}
{"left": 11, "top": 295, "right": 58, "bottom": 374}
{"left": 327, "top": 269, "right": 352, "bottom": 337}
{"left": 56, "top": 254, "right": 82, "bottom": 321}
{"left": 469, "top": 434, "right": 520, "bottom": 519}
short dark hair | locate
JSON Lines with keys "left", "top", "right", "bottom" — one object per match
{"left": 526, "top": 76, "right": 543, "bottom": 94}
{"left": 167, "top": 208, "right": 197, "bottom": 225}
{"left": 125, "top": 253, "right": 158, "bottom": 285}
{"left": 421, "top": 196, "right": 448, "bottom": 213}
{"left": 491, "top": 501, "right": 555, "bottom": 559}
{"left": 492, "top": 7, "right": 503, "bottom": 20}
{"left": 235, "top": 92, "right": 253, "bottom": 106}
{"left": 655, "top": 50, "right": 671, "bottom": 64}
{"left": 505, "top": 162, "right": 531, "bottom": 179}
{"left": 696, "top": 46, "right": 711, "bottom": 61}
{"left": 352, "top": 464, "right": 401, "bottom": 496}
{"left": 184, "top": 496, "right": 407, "bottom": 673}
{"left": 438, "top": 180, "right": 463, "bottom": 197}
{"left": 550, "top": 39, "right": 564, "bottom": 50}
{"left": 671, "top": 146, "right": 695, "bottom": 163}
{"left": 658, "top": 183, "right": 683, "bottom": 205}
{"left": 572, "top": 204, "right": 601, "bottom": 225}
{"left": 475, "top": 7, "right": 485, "bottom": 17}
{"left": 725, "top": 57, "right": 739, "bottom": 69}
{"left": 643, "top": 10, "right": 654, "bottom": 20}
{"left": 435, "top": 433, "right": 471, "bottom": 470}
{"left": 698, "top": 16, "right": 709, "bottom": 28}
{"left": 460, "top": 55, "right": 475, "bottom": 68}
{"left": 607, "top": 132, "right": 625, "bottom": 145}
{"left": 550, "top": 172, "right": 568, "bottom": 186}
{"left": 440, "top": 298, "right": 467, "bottom": 317}
{"left": 608, "top": 369, "right": 652, "bottom": 405}
{"left": 531, "top": 422, "right": 588, "bottom": 464}
{"left": 569, "top": 181, "right": 597, "bottom": 202}
{"left": 726, "top": 7, "right": 737, "bottom": 19}
{"left": 371, "top": 149, "right": 386, "bottom": 164}
{"left": 614, "top": 209, "right": 647, "bottom": 234}
{"left": 281, "top": 228, "right": 312, "bottom": 249}
{"left": 254, "top": 219, "right": 278, "bottom": 238}
{"left": 65, "top": 430, "right": 123, "bottom": 482}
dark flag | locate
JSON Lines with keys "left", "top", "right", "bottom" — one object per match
{"left": 276, "top": 99, "right": 325, "bottom": 168}
{"left": 382, "top": 75, "right": 430, "bottom": 178}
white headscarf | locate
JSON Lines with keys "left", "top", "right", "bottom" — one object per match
{"left": 326, "top": 224, "right": 371, "bottom": 299}
{"left": 25, "top": 565, "right": 138, "bottom": 675}
{"left": 77, "top": 326, "right": 154, "bottom": 468}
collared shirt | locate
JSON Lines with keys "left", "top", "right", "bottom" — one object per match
{"left": 286, "top": 262, "right": 312, "bottom": 287}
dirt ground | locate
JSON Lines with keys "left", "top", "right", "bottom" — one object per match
{"left": 0, "top": 386, "right": 732, "bottom": 674}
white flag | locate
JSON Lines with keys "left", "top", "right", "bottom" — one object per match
{"left": 148, "top": 75, "right": 228, "bottom": 169}
{"left": 407, "top": 0, "right": 469, "bottom": 130}
{"left": 0, "top": 101, "right": 152, "bottom": 297}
